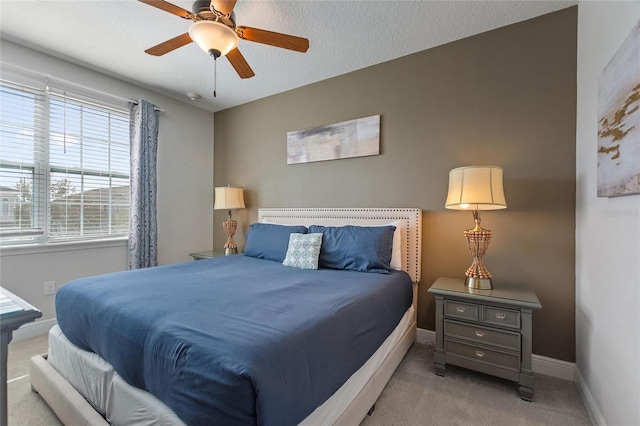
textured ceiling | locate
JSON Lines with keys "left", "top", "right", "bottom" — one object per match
{"left": 0, "top": 1, "right": 576, "bottom": 113}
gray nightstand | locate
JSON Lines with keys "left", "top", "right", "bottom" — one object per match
{"left": 428, "top": 277, "right": 541, "bottom": 401}
{"left": 188, "top": 250, "right": 225, "bottom": 260}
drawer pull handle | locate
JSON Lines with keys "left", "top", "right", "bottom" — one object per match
{"left": 475, "top": 351, "right": 485, "bottom": 358}
{"left": 456, "top": 306, "right": 466, "bottom": 313}
{"left": 495, "top": 313, "right": 507, "bottom": 320}
{"left": 475, "top": 331, "right": 485, "bottom": 338}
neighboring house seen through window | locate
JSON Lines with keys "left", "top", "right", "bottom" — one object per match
{"left": 0, "top": 78, "right": 130, "bottom": 245}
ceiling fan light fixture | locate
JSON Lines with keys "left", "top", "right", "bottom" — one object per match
{"left": 188, "top": 20, "right": 238, "bottom": 58}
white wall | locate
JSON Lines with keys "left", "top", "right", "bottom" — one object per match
{"left": 576, "top": 2, "right": 640, "bottom": 425}
{"left": 0, "top": 40, "right": 214, "bottom": 326}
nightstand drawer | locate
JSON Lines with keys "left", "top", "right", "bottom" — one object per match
{"left": 445, "top": 340, "right": 520, "bottom": 371}
{"left": 482, "top": 306, "right": 521, "bottom": 329}
{"left": 444, "top": 300, "right": 479, "bottom": 321}
{"left": 444, "top": 320, "right": 520, "bottom": 352}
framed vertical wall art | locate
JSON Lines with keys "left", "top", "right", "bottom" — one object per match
{"left": 597, "top": 20, "right": 640, "bottom": 197}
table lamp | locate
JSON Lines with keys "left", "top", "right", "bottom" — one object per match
{"left": 445, "top": 166, "right": 507, "bottom": 290}
{"left": 213, "top": 186, "right": 246, "bottom": 255}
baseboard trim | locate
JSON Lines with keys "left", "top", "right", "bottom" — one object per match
{"left": 416, "top": 327, "right": 435, "bottom": 345}
{"left": 574, "top": 367, "right": 606, "bottom": 426}
{"left": 531, "top": 353, "right": 575, "bottom": 381}
{"left": 416, "top": 327, "right": 575, "bottom": 382}
{"left": 12, "top": 318, "right": 57, "bottom": 342}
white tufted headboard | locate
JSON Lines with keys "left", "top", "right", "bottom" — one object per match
{"left": 257, "top": 208, "right": 422, "bottom": 283}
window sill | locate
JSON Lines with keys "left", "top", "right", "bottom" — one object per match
{"left": 0, "top": 238, "right": 128, "bottom": 257}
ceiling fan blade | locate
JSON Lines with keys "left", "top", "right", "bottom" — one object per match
{"left": 211, "top": 0, "right": 237, "bottom": 16}
{"left": 226, "top": 48, "right": 255, "bottom": 79}
{"left": 138, "top": 0, "right": 195, "bottom": 19}
{"left": 145, "top": 33, "right": 193, "bottom": 56}
{"left": 236, "top": 26, "right": 309, "bottom": 53}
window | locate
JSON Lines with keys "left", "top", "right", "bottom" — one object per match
{"left": 1, "top": 198, "right": 9, "bottom": 216}
{"left": 0, "top": 78, "right": 130, "bottom": 245}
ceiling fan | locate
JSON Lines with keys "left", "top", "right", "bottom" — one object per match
{"left": 139, "top": 0, "right": 309, "bottom": 81}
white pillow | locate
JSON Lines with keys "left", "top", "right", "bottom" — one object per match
{"left": 383, "top": 221, "right": 403, "bottom": 271}
{"left": 282, "top": 233, "right": 323, "bottom": 270}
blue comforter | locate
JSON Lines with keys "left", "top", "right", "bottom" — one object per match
{"left": 56, "top": 255, "right": 412, "bottom": 426}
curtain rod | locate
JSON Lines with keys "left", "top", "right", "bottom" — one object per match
{"left": 1, "top": 61, "right": 165, "bottom": 113}
{"left": 46, "top": 78, "right": 166, "bottom": 113}
{"left": 128, "top": 100, "right": 165, "bottom": 113}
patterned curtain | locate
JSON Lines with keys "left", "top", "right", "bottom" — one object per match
{"left": 128, "top": 100, "right": 159, "bottom": 269}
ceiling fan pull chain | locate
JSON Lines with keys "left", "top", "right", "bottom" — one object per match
{"left": 213, "top": 57, "right": 217, "bottom": 98}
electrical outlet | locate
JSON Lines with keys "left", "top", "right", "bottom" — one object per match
{"left": 44, "top": 281, "right": 57, "bottom": 296}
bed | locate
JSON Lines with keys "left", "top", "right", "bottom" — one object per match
{"left": 30, "top": 208, "right": 422, "bottom": 425}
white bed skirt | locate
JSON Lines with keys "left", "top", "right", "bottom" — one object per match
{"left": 43, "top": 306, "right": 415, "bottom": 426}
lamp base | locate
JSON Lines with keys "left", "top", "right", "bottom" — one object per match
{"left": 465, "top": 276, "right": 493, "bottom": 290}
{"left": 222, "top": 216, "right": 238, "bottom": 256}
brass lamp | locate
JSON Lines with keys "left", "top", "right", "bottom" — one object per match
{"left": 445, "top": 166, "right": 507, "bottom": 290}
{"left": 213, "top": 186, "right": 246, "bottom": 255}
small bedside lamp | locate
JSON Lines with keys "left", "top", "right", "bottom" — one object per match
{"left": 445, "top": 166, "right": 507, "bottom": 290}
{"left": 214, "top": 186, "right": 246, "bottom": 255}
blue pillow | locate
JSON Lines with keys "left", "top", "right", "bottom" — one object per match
{"left": 308, "top": 225, "right": 396, "bottom": 274}
{"left": 244, "top": 223, "right": 308, "bottom": 262}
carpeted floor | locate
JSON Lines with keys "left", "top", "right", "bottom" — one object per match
{"left": 7, "top": 334, "right": 591, "bottom": 425}
{"left": 360, "top": 343, "right": 591, "bottom": 426}
{"left": 7, "top": 334, "right": 62, "bottom": 426}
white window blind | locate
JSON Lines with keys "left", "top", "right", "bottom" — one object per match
{"left": 0, "top": 78, "right": 130, "bottom": 245}
{"left": 0, "top": 81, "right": 47, "bottom": 242}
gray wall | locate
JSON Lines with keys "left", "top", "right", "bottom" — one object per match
{"left": 214, "top": 8, "right": 577, "bottom": 361}
{"left": 1, "top": 40, "right": 215, "bottom": 325}
{"left": 576, "top": 1, "right": 640, "bottom": 424}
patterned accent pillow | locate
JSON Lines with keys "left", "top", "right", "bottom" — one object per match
{"left": 282, "top": 233, "right": 323, "bottom": 270}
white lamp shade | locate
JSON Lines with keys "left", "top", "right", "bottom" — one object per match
{"left": 188, "top": 21, "right": 239, "bottom": 57}
{"left": 214, "top": 187, "right": 245, "bottom": 210}
{"left": 445, "top": 166, "right": 507, "bottom": 210}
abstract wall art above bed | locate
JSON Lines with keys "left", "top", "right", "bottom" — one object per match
{"left": 597, "top": 19, "right": 640, "bottom": 197}
{"left": 287, "top": 115, "right": 380, "bottom": 164}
